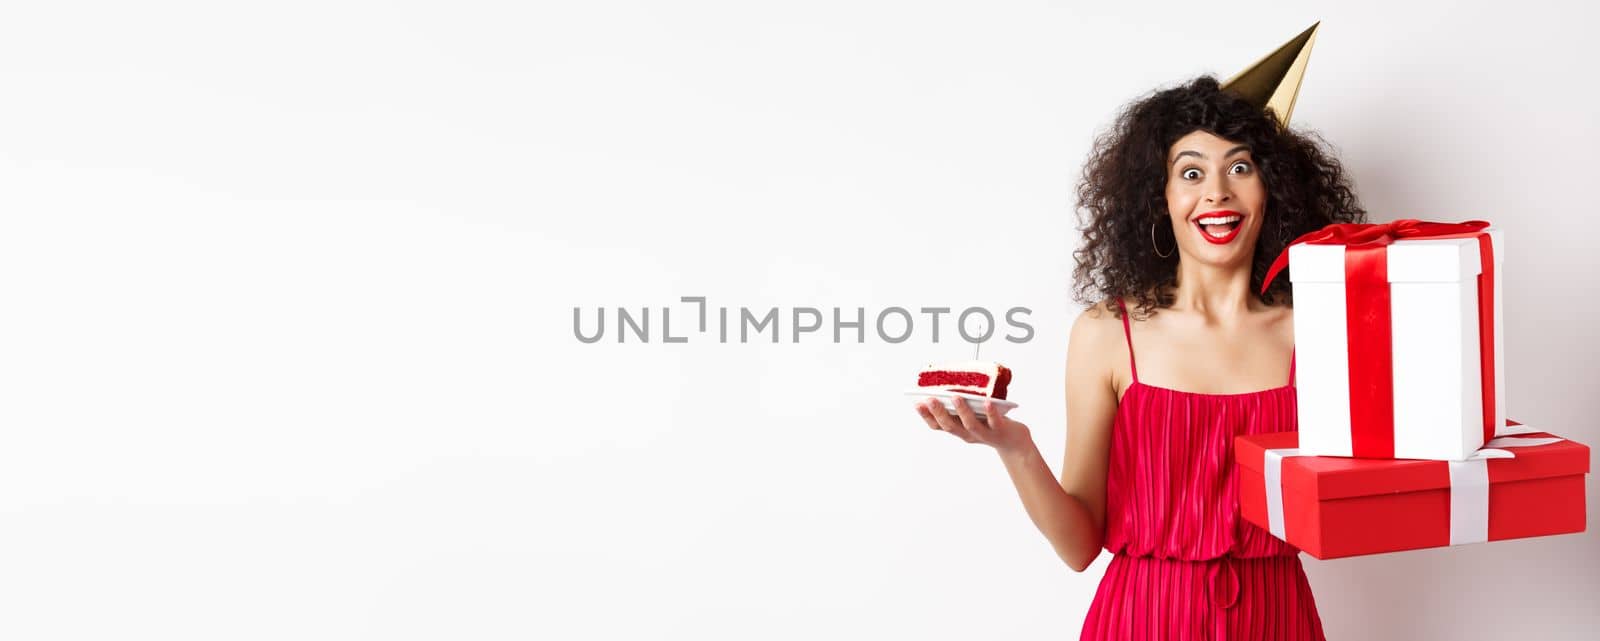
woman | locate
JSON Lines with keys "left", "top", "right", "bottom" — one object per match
{"left": 914, "top": 75, "right": 1366, "bottom": 639}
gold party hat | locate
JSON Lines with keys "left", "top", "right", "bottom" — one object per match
{"left": 1221, "top": 22, "right": 1320, "bottom": 127}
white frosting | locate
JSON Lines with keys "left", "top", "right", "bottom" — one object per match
{"left": 920, "top": 360, "right": 1003, "bottom": 372}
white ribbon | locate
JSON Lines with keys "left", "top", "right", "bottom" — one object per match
{"left": 1263, "top": 447, "right": 1303, "bottom": 540}
{"left": 1496, "top": 422, "right": 1544, "bottom": 437}
{"left": 1446, "top": 459, "right": 1491, "bottom": 545}
{"left": 1483, "top": 435, "right": 1563, "bottom": 450}
{"left": 1260, "top": 431, "right": 1563, "bottom": 547}
{"left": 1448, "top": 433, "right": 1565, "bottom": 545}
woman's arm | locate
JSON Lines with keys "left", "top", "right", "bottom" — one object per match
{"left": 997, "top": 306, "right": 1117, "bottom": 572}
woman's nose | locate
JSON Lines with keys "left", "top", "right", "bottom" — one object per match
{"left": 1204, "top": 176, "right": 1233, "bottom": 203}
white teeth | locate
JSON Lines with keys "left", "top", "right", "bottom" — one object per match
{"left": 1195, "top": 214, "right": 1242, "bottom": 225}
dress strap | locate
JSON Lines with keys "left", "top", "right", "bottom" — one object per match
{"left": 1115, "top": 297, "right": 1139, "bottom": 383}
{"left": 1288, "top": 347, "right": 1296, "bottom": 386}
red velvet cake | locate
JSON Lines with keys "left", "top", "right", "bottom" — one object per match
{"left": 916, "top": 361, "right": 1012, "bottom": 400}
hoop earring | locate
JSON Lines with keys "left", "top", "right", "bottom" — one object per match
{"left": 1151, "top": 221, "right": 1174, "bottom": 258}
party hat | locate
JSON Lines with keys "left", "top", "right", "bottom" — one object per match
{"left": 1221, "top": 22, "right": 1320, "bottom": 127}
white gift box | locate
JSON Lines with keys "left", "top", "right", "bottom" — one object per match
{"left": 1289, "top": 227, "right": 1504, "bottom": 461}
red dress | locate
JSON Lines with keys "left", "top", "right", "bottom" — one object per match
{"left": 1079, "top": 298, "right": 1326, "bottom": 640}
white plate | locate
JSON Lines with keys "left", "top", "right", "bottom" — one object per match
{"left": 905, "top": 389, "right": 1018, "bottom": 417}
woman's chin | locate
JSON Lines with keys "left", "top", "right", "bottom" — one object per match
{"left": 1179, "top": 233, "right": 1258, "bottom": 268}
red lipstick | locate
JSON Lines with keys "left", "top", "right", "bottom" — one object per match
{"left": 1192, "top": 210, "right": 1244, "bottom": 245}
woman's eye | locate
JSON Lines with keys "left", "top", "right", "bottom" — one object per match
{"left": 1181, "top": 168, "right": 1201, "bottom": 180}
{"left": 1230, "top": 162, "right": 1252, "bottom": 174}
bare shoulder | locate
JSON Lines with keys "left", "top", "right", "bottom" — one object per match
{"left": 1068, "top": 300, "right": 1120, "bottom": 355}
{"left": 1066, "top": 300, "right": 1123, "bottom": 394}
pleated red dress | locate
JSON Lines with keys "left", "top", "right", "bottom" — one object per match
{"left": 1079, "top": 298, "right": 1326, "bottom": 641}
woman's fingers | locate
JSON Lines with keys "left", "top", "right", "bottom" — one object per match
{"left": 921, "top": 399, "right": 977, "bottom": 443}
{"left": 914, "top": 396, "right": 1011, "bottom": 447}
{"left": 950, "top": 398, "right": 994, "bottom": 446}
{"left": 951, "top": 396, "right": 991, "bottom": 438}
{"left": 915, "top": 402, "right": 942, "bottom": 430}
{"left": 983, "top": 401, "right": 1009, "bottom": 428}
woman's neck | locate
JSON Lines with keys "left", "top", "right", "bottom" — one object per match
{"left": 1169, "top": 258, "right": 1259, "bottom": 324}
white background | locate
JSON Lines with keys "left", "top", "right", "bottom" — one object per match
{"left": 2, "top": 1, "right": 1596, "bottom": 639}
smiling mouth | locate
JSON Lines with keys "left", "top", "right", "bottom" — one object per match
{"left": 1192, "top": 212, "right": 1244, "bottom": 244}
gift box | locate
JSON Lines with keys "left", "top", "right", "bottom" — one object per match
{"left": 1236, "top": 426, "right": 1588, "bottom": 560}
{"left": 1264, "top": 220, "right": 1504, "bottom": 460}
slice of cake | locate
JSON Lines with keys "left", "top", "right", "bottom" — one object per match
{"left": 917, "top": 361, "right": 1012, "bottom": 400}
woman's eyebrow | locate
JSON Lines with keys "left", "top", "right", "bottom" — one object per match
{"left": 1170, "top": 145, "right": 1252, "bottom": 166}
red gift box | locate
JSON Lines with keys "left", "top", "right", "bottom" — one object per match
{"left": 1236, "top": 427, "right": 1589, "bottom": 559}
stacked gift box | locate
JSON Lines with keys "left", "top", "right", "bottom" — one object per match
{"left": 1235, "top": 220, "right": 1590, "bottom": 559}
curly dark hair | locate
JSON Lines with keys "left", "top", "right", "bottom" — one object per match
{"left": 1071, "top": 75, "right": 1366, "bottom": 319}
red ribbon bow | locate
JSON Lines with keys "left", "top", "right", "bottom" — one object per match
{"left": 1261, "top": 219, "right": 1491, "bottom": 294}
{"left": 1260, "top": 219, "right": 1497, "bottom": 457}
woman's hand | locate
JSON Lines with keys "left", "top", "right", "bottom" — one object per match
{"left": 915, "top": 397, "right": 1032, "bottom": 455}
